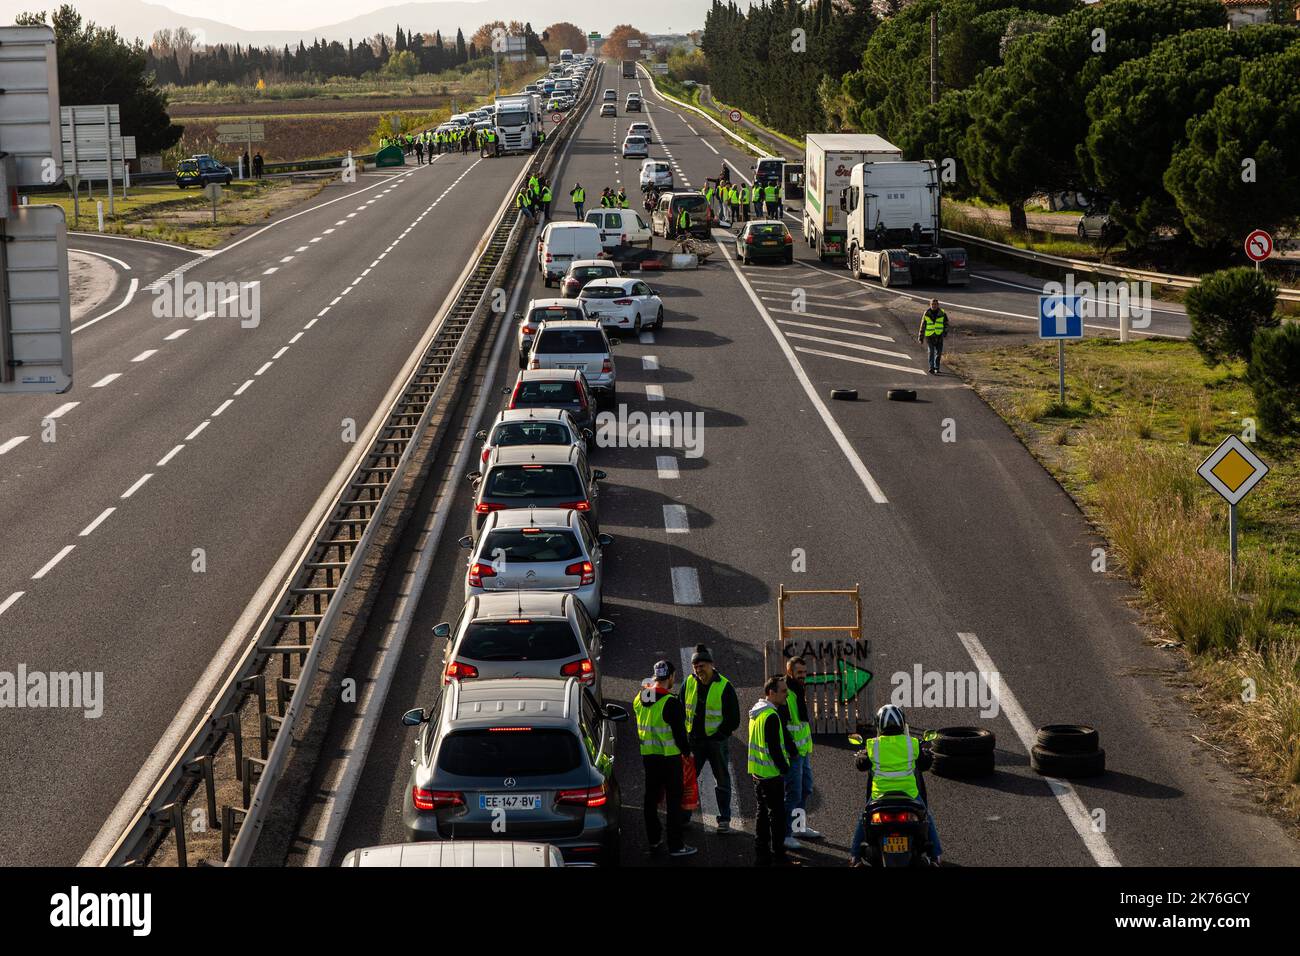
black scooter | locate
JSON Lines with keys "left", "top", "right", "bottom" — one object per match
{"left": 849, "top": 732, "right": 939, "bottom": 868}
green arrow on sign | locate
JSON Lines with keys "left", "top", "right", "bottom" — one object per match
{"left": 805, "top": 660, "right": 873, "bottom": 703}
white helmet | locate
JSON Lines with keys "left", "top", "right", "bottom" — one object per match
{"left": 876, "top": 704, "right": 906, "bottom": 733}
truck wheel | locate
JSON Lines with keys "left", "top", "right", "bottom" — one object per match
{"left": 849, "top": 247, "right": 861, "bottom": 279}
{"left": 880, "top": 261, "right": 892, "bottom": 288}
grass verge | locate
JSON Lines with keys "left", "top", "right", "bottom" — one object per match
{"left": 943, "top": 204, "right": 1099, "bottom": 259}
{"left": 45, "top": 177, "right": 329, "bottom": 249}
{"left": 950, "top": 338, "right": 1300, "bottom": 821}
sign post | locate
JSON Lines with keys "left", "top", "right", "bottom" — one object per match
{"left": 1038, "top": 294, "right": 1084, "bottom": 404}
{"left": 203, "top": 182, "right": 222, "bottom": 223}
{"left": 1197, "top": 436, "right": 1269, "bottom": 591}
{"left": 728, "top": 108, "right": 742, "bottom": 137}
{"left": 1244, "top": 229, "right": 1272, "bottom": 272}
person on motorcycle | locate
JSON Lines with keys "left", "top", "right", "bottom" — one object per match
{"left": 849, "top": 704, "right": 942, "bottom": 866}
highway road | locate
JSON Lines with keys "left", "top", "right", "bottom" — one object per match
{"left": 296, "top": 65, "right": 1299, "bottom": 867}
{"left": 0, "top": 145, "right": 536, "bottom": 865}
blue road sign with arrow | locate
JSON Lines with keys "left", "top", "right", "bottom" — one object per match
{"left": 1038, "top": 294, "right": 1083, "bottom": 339}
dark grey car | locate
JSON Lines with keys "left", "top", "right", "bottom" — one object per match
{"left": 402, "top": 677, "right": 630, "bottom": 865}
{"left": 469, "top": 444, "right": 604, "bottom": 536}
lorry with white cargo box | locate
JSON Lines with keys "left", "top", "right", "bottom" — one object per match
{"left": 494, "top": 93, "right": 543, "bottom": 152}
{"left": 842, "top": 159, "right": 968, "bottom": 287}
{"left": 803, "top": 134, "right": 903, "bottom": 260}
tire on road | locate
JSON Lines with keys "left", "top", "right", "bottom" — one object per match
{"left": 830, "top": 388, "right": 857, "bottom": 401}
{"left": 1030, "top": 744, "right": 1105, "bottom": 778}
{"left": 1035, "top": 724, "right": 1099, "bottom": 754}
{"left": 932, "top": 727, "right": 995, "bottom": 757}
{"left": 887, "top": 388, "right": 917, "bottom": 402}
{"left": 931, "top": 751, "right": 995, "bottom": 778}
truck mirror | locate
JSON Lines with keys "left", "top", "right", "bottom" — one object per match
{"left": 839, "top": 189, "right": 847, "bottom": 213}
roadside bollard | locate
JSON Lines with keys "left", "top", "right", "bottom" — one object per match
{"left": 97, "top": 200, "right": 104, "bottom": 232}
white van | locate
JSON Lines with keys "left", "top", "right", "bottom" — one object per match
{"left": 538, "top": 222, "right": 605, "bottom": 286}
{"left": 640, "top": 160, "right": 673, "bottom": 190}
{"left": 584, "top": 208, "right": 653, "bottom": 249}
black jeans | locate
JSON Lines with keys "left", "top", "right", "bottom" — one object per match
{"left": 754, "top": 774, "right": 787, "bottom": 865}
{"left": 643, "top": 754, "right": 684, "bottom": 851}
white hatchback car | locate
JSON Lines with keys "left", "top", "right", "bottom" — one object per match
{"left": 622, "top": 135, "right": 649, "bottom": 159}
{"left": 577, "top": 278, "right": 664, "bottom": 334}
{"left": 628, "top": 122, "right": 652, "bottom": 143}
{"left": 639, "top": 160, "right": 673, "bottom": 190}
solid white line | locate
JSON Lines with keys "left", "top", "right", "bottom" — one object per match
{"left": 71, "top": 277, "right": 139, "bottom": 335}
{"left": 79, "top": 507, "right": 115, "bottom": 537}
{"left": 32, "top": 545, "right": 75, "bottom": 580}
{"left": 0, "top": 591, "right": 23, "bottom": 616}
{"left": 45, "top": 402, "right": 79, "bottom": 419}
{"left": 956, "top": 632, "right": 1121, "bottom": 867}
{"left": 671, "top": 566, "right": 702, "bottom": 605}
{"left": 778, "top": 319, "right": 894, "bottom": 342}
{"left": 645, "top": 384, "right": 665, "bottom": 401}
{"left": 255, "top": 361, "right": 273, "bottom": 376}
{"left": 156, "top": 444, "right": 184, "bottom": 467}
{"left": 185, "top": 420, "right": 210, "bottom": 441}
{"left": 783, "top": 332, "right": 911, "bottom": 361}
{"left": 165, "top": 328, "right": 189, "bottom": 341}
{"left": 68, "top": 247, "right": 132, "bottom": 270}
{"left": 793, "top": 346, "right": 928, "bottom": 377}
{"left": 716, "top": 238, "right": 889, "bottom": 503}
{"left": 234, "top": 380, "right": 253, "bottom": 395}
{"left": 642, "top": 355, "right": 659, "bottom": 370}
{"left": 120, "top": 473, "right": 153, "bottom": 499}
{"left": 663, "top": 504, "right": 689, "bottom": 533}
{"left": 0, "top": 436, "right": 29, "bottom": 455}
{"left": 656, "top": 456, "right": 680, "bottom": 479}
{"left": 211, "top": 399, "right": 234, "bottom": 417}
{"left": 91, "top": 373, "right": 121, "bottom": 388}
{"left": 131, "top": 349, "right": 157, "bottom": 362}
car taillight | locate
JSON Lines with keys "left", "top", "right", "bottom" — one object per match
{"left": 560, "top": 657, "right": 596, "bottom": 683}
{"left": 559, "top": 500, "right": 591, "bottom": 513}
{"left": 601, "top": 358, "right": 612, "bottom": 373}
{"left": 565, "top": 560, "right": 595, "bottom": 585}
{"left": 613, "top": 298, "right": 633, "bottom": 305}
{"left": 481, "top": 448, "right": 490, "bottom": 464}
{"left": 784, "top": 234, "right": 794, "bottom": 245}
{"left": 557, "top": 782, "right": 607, "bottom": 807}
{"left": 468, "top": 562, "right": 497, "bottom": 587}
{"left": 545, "top": 253, "right": 553, "bottom": 262}
{"left": 413, "top": 787, "right": 464, "bottom": 811}
{"left": 745, "top": 235, "right": 755, "bottom": 244}
{"left": 475, "top": 502, "right": 506, "bottom": 514}
{"left": 952, "top": 256, "right": 967, "bottom": 268}
{"left": 870, "top": 809, "right": 917, "bottom": 825}
{"left": 444, "top": 660, "right": 480, "bottom": 682}
{"left": 522, "top": 324, "right": 536, "bottom": 335}
{"left": 507, "top": 382, "right": 522, "bottom": 407}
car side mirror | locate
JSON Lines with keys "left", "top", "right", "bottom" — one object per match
{"left": 433, "top": 622, "right": 451, "bottom": 638}
{"left": 597, "top": 619, "right": 615, "bottom": 634}
{"left": 608, "top": 338, "right": 618, "bottom": 346}
{"left": 602, "top": 703, "right": 630, "bottom": 723}
{"left": 592, "top": 469, "right": 607, "bottom": 480}
{"left": 402, "top": 708, "right": 429, "bottom": 726}
{"left": 467, "top": 471, "right": 482, "bottom": 483}
{"left": 512, "top": 311, "right": 523, "bottom": 320}
{"left": 475, "top": 429, "right": 487, "bottom": 440}
{"left": 457, "top": 535, "right": 473, "bottom": 549}
{"left": 597, "top": 533, "right": 614, "bottom": 546}
{"left": 501, "top": 386, "right": 513, "bottom": 395}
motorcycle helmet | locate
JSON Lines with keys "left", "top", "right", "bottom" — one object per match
{"left": 876, "top": 704, "right": 906, "bottom": 734}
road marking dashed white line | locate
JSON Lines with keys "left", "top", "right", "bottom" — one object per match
{"left": 186, "top": 421, "right": 210, "bottom": 440}
{"left": 281, "top": 256, "right": 294, "bottom": 263}
{"left": 263, "top": 267, "right": 278, "bottom": 275}
{"left": 671, "top": 566, "right": 702, "bottom": 605}
{"left": 212, "top": 399, "right": 234, "bottom": 417}
{"left": 642, "top": 355, "right": 658, "bottom": 370}
{"left": 792, "top": 346, "right": 926, "bottom": 376}
{"left": 234, "top": 379, "right": 254, "bottom": 395}
{"left": 131, "top": 350, "right": 157, "bottom": 362}
{"left": 45, "top": 402, "right": 78, "bottom": 419}
{"left": 255, "top": 361, "right": 273, "bottom": 376}
{"left": 273, "top": 347, "right": 289, "bottom": 359}
{"left": 645, "top": 384, "right": 665, "bottom": 401}
{"left": 120, "top": 474, "right": 153, "bottom": 499}
{"left": 196, "top": 311, "right": 214, "bottom": 322}
{"left": 156, "top": 444, "right": 185, "bottom": 467}
{"left": 91, "top": 373, "right": 121, "bottom": 388}
{"left": 768, "top": 307, "right": 883, "bottom": 328}
{"left": 165, "top": 328, "right": 189, "bottom": 340}
{"left": 0, "top": 436, "right": 29, "bottom": 455}
{"left": 777, "top": 320, "right": 896, "bottom": 344}
{"left": 296, "top": 246, "right": 309, "bottom": 252}
{"left": 289, "top": 332, "right": 304, "bottom": 344}
{"left": 663, "top": 505, "right": 689, "bottom": 533}
{"left": 32, "top": 545, "right": 75, "bottom": 580}
{"left": 0, "top": 592, "right": 24, "bottom": 616}
{"left": 656, "top": 456, "right": 679, "bottom": 479}
{"left": 79, "top": 508, "right": 115, "bottom": 537}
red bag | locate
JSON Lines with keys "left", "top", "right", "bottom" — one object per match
{"left": 680, "top": 756, "right": 700, "bottom": 812}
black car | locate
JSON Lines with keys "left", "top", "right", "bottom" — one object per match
{"left": 737, "top": 220, "right": 795, "bottom": 264}
{"left": 176, "top": 155, "right": 233, "bottom": 189}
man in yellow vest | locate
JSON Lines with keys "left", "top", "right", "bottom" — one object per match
{"left": 681, "top": 645, "right": 740, "bottom": 833}
{"left": 633, "top": 660, "right": 697, "bottom": 857}
{"left": 539, "top": 181, "right": 553, "bottom": 222}
{"left": 781, "top": 656, "right": 821, "bottom": 849}
{"left": 918, "top": 298, "right": 948, "bottom": 375}
{"left": 748, "top": 675, "right": 796, "bottom": 866}
{"left": 570, "top": 182, "right": 586, "bottom": 219}
{"left": 850, "top": 704, "right": 942, "bottom": 865}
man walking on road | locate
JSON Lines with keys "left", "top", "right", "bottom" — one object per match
{"left": 682, "top": 645, "right": 740, "bottom": 833}
{"left": 749, "top": 675, "right": 795, "bottom": 866}
{"left": 918, "top": 298, "right": 949, "bottom": 374}
{"left": 570, "top": 183, "right": 585, "bottom": 219}
{"left": 633, "top": 661, "right": 698, "bottom": 858}
{"left": 414, "top": 136, "right": 424, "bottom": 165}
{"left": 781, "top": 656, "right": 821, "bottom": 850}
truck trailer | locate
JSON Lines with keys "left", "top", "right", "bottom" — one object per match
{"left": 622, "top": 60, "right": 636, "bottom": 78}
{"left": 843, "top": 159, "right": 968, "bottom": 287}
{"left": 803, "top": 134, "right": 902, "bottom": 260}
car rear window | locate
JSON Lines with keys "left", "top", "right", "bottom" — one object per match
{"left": 571, "top": 266, "right": 615, "bottom": 281}
{"left": 528, "top": 306, "right": 584, "bottom": 324}
{"left": 535, "top": 329, "right": 606, "bottom": 354}
{"left": 437, "top": 728, "right": 582, "bottom": 776}
{"left": 460, "top": 620, "right": 580, "bottom": 661}
{"left": 675, "top": 196, "right": 707, "bottom": 212}
{"left": 492, "top": 421, "right": 572, "bottom": 447}
{"left": 485, "top": 464, "right": 583, "bottom": 498}
{"left": 749, "top": 223, "right": 787, "bottom": 237}
{"left": 481, "top": 529, "right": 581, "bottom": 562}
{"left": 579, "top": 286, "right": 626, "bottom": 300}
{"left": 514, "top": 380, "right": 580, "bottom": 405}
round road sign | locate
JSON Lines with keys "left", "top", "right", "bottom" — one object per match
{"left": 552, "top": 112, "right": 563, "bottom": 125}
{"left": 728, "top": 109, "right": 742, "bottom": 124}
{"left": 1245, "top": 229, "right": 1273, "bottom": 262}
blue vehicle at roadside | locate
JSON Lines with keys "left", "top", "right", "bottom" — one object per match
{"left": 176, "top": 154, "right": 233, "bottom": 189}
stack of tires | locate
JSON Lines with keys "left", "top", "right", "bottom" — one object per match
{"left": 930, "top": 727, "right": 995, "bottom": 777}
{"left": 1030, "top": 724, "right": 1105, "bottom": 778}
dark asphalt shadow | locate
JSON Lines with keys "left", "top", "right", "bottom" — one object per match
{"left": 647, "top": 327, "right": 733, "bottom": 349}
{"left": 1069, "top": 770, "right": 1183, "bottom": 800}
{"left": 600, "top": 491, "right": 717, "bottom": 531}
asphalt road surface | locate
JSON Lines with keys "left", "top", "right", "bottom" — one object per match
{"left": 0, "top": 147, "right": 534, "bottom": 865}
{"left": 300, "top": 66, "right": 1298, "bottom": 868}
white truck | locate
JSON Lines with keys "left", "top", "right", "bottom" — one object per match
{"left": 493, "top": 93, "right": 543, "bottom": 153}
{"left": 803, "top": 134, "right": 903, "bottom": 260}
{"left": 842, "top": 159, "right": 968, "bottom": 287}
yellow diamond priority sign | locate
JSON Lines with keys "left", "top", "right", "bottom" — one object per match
{"left": 1197, "top": 435, "right": 1268, "bottom": 505}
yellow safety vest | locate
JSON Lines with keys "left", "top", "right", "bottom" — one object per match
{"left": 632, "top": 687, "right": 680, "bottom": 756}
{"left": 867, "top": 734, "right": 921, "bottom": 800}
{"left": 785, "top": 687, "right": 812, "bottom": 756}
{"left": 747, "top": 703, "right": 786, "bottom": 778}
{"left": 923, "top": 310, "right": 947, "bottom": 337}
{"left": 683, "top": 673, "right": 730, "bottom": 737}
{"left": 573, "top": 187, "right": 585, "bottom": 203}
{"left": 765, "top": 184, "right": 778, "bottom": 202}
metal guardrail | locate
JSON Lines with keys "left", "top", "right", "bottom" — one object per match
{"left": 97, "top": 68, "right": 599, "bottom": 868}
